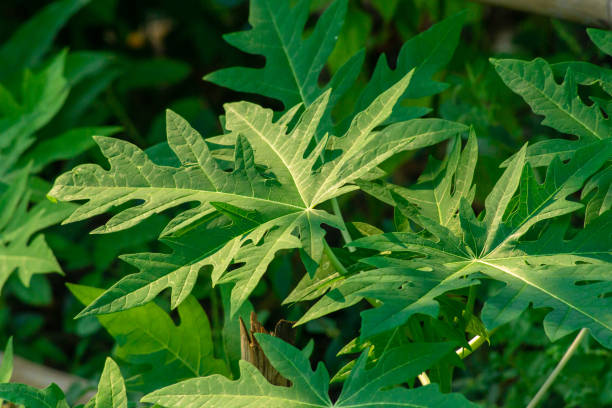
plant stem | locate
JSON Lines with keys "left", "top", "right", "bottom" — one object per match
{"left": 526, "top": 328, "right": 588, "bottom": 408}
{"left": 456, "top": 326, "right": 500, "bottom": 359}
{"left": 313, "top": 127, "right": 354, "bottom": 252}
{"left": 418, "top": 373, "right": 431, "bottom": 386}
{"left": 456, "top": 335, "right": 485, "bottom": 359}
{"left": 323, "top": 240, "right": 349, "bottom": 275}
{"left": 466, "top": 285, "right": 477, "bottom": 314}
{"left": 331, "top": 197, "right": 355, "bottom": 251}
{"left": 417, "top": 332, "right": 492, "bottom": 386}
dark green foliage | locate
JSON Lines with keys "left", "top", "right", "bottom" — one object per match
{"left": 0, "top": 1, "right": 610, "bottom": 407}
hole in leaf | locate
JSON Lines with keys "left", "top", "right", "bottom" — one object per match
{"left": 575, "top": 280, "right": 603, "bottom": 286}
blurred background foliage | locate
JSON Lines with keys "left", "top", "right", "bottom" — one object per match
{"left": 0, "top": 0, "right": 610, "bottom": 406}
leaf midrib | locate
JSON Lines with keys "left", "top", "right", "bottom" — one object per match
{"left": 265, "top": 0, "right": 306, "bottom": 105}
{"left": 485, "top": 148, "right": 606, "bottom": 257}
{"left": 496, "top": 61, "right": 606, "bottom": 141}
{"left": 225, "top": 105, "right": 309, "bottom": 206}
{"left": 477, "top": 259, "right": 612, "bottom": 332}
{"left": 129, "top": 319, "right": 207, "bottom": 377}
{"left": 63, "top": 184, "right": 306, "bottom": 211}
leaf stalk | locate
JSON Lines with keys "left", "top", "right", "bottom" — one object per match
{"left": 526, "top": 328, "right": 588, "bottom": 408}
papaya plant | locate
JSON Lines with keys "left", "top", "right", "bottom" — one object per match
{"left": 0, "top": 0, "right": 611, "bottom": 407}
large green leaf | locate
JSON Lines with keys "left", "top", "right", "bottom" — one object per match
{"left": 142, "top": 334, "right": 476, "bottom": 408}
{"left": 206, "top": 0, "right": 464, "bottom": 127}
{"left": 69, "top": 284, "right": 229, "bottom": 392}
{"left": 302, "top": 137, "right": 612, "bottom": 345}
{"left": 51, "top": 73, "right": 466, "bottom": 317}
{"left": 205, "top": 0, "right": 352, "bottom": 110}
{"left": 497, "top": 35, "right": 612, "bottom": 231}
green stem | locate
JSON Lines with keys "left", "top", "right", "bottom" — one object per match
{"left": 456, "top": 335, "right": 486, "bottom": 359}
{"left": 526, "top": 328, "right": 588, "bottom": 408}
{"left": 323, "top": 240, "right": 348, "bottom": 275}
{"left": 456, "top": 327, "right": 500, "bottom": 359}
{"left": 331, "top": 197, "right": 355, "bottom": 251}
{"left": 418, "top": 373, "right": 431, "bottom": 386}
{"left": 313, "top": 124, "right": 353, "bottom": 251}
{"left": 466, "top": 285, "right": 477, "bottom": 315}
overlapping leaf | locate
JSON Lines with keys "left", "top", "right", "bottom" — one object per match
{"left": 552, "top": 28, "right": 612, "bottom": 96}
{"left": 142, "top": 334, "right": 476, "bottom": 408}
{"left": 492, "top": 57, "right": 611, "bottom": 167}
{"left": 206, "top": 0, "right": 464, "bottom": 127}
{"left": 205, "top": 0, "right": 353, "bottom": 110}
{"left": 494, "top": 36, "right": 612, "bottom": 226}
{"left": 0, "top": 168, "right": 73, "bottom": 291}
{"left": 301, "top": 136, "right": 612, "bottom": 345}
{"left": 69, "top": 284, "right": 229, "bottom": 392}
{"left": 582, "top": 164, "right": 612, "bottom": 223}
{"left": 51, "top": 73, "right": 467, "bottom": 317}
{"left": 357, "top": 130, "right": 477, "bottom": 234}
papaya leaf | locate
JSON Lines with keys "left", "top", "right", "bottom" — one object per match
{"left": 205, "top": 0, "right": 351, "bottom": 110}
{"left": 51, "top": 73, "right": 467, "bottom": 317}
{"left": 206, "top": 0, "right": 464, "bottom": 128}
{"left": 303, "top": 137, "right": 612, "bottom": 345}
{"left": 492, "top": 57, "right": 610, "bottom": 167}
{"left": 349, "top": 11, "right": 466, "bottom": 125}
{"left": 68, "top": 284, "right": 229, "bottom": 393}
{"left": 357, "top": 130, "right": 477, "bottom": 234}
{"left": 0, "top": 167, "right": 72, "bottom": 291}
{"left": 142, "top": 334, "right": 476, "bottom": 408}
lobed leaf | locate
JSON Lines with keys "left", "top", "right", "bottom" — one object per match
{"left": 69, "top": 284, "right": 229, "bottom": 392}
{"left": 0, "top": 168, "right": 72, "bottom": 291}
{"left": 309, "top": 136, "right": 612, "bottom": 345}
{"left": 52, "top": 73, "right": 466, "bottom": 317}
{"left": 142, "top": 334, "right": 476, "bottom": 408}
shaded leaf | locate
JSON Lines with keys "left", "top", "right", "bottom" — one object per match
{"left": 68, "top": 284, "right": 229, "bottom": 392}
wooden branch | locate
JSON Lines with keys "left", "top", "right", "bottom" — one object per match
{"left": 472, "top": 0, "right": 612, "bottom": 27}
{"left": 0, "top": 352, "right": 94, "bottom": 403}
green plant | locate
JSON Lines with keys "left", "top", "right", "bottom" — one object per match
{"left": 0, "top": 0, "right": 610, "bottom": 407}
